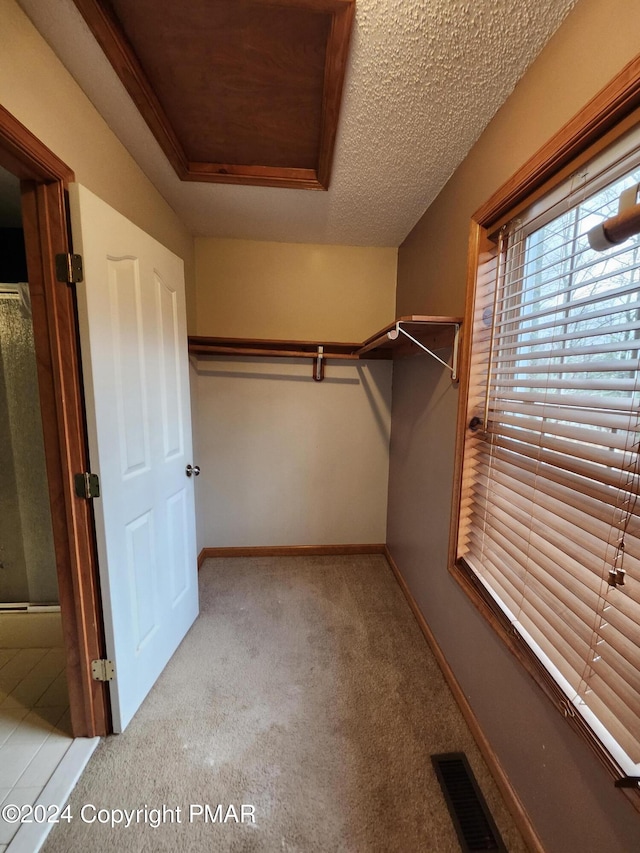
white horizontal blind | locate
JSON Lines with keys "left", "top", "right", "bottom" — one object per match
{"left": 458, "top": 153, "right": 640, "bottom": 779}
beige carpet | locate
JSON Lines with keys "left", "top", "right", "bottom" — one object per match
{"left": 44, "top": 555, "right": 529, "bottom": 852}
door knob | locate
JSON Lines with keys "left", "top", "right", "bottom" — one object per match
{"left": 185, "top": 464, "right": 200, "bottom": 477}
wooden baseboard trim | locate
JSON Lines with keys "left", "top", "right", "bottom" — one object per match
{"left": 199, "top": 544, "right": 386, "bottom": 566}
{"left": 383, "top": 545, "right": 545, "bottom": 853}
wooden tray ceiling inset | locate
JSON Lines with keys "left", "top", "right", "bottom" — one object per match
{"left": 71, "top": 0, "right": 355, "bottom": 190}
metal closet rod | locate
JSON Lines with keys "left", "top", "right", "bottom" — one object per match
{"left": 188, "top": 344, "right": 359, "bottom": 360}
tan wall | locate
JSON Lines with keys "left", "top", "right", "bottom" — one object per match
{"left": 0, "top": 0, "right": 196, "bottom": 327}
{"left": 193, "top": 238, "right": 396, "bottom": 548}
{"left": 194, "top": 356, "right": 391, "bottom": 548}
{"left": 389, "top": 0, "right": 640, "bottom": 851}
{"left": 195, "top": 238, "right": 397, "bottom": 341}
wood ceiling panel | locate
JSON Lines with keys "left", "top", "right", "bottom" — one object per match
{"left": 71, "top": 0, "right": 355, "bottom": 189}
{"left": 111, "top": 1, "right": 329, "bottom": 169}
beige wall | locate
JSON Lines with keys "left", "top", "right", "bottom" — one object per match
{"left": 0, "top": 0, "right": 196, "bottom": 327}
{"left": 194, "top": 356, "right": 392, "bottom": 549}
{"left": 195, "top": 238, "right": 397, "bottom": 341}
{"left": 192, "top": 239, "right": 396, "bottom": 549}
{"left": 389, "top": 0, "right": 640, "bottom": 851}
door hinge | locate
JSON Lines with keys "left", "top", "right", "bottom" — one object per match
{"left": 74, "top": 472, "right": 100, "bottom": 499}
{"left": 55, "top": 253, "right": 83, "bottom": 284}
{"left": 91, "top": 659, "right": 115, "bottom": 682}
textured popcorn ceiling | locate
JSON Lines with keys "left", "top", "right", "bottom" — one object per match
{"left": 19, "top": 0, "right": 578, "bottom": 247}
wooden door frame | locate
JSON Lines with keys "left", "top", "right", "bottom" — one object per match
{"left": 0, "top": 105, "right": 109, "bottom": 737}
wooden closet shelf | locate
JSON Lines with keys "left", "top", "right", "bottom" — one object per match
{"left": 189, "top": 316, "right": 461, "bottom": 359}
{"left": 355, "top": 316, "right": 462, "bottom": 358}
{"left": 188, "top": 315, "right": 463, "bottom": 380}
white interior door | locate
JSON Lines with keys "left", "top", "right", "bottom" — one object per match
{"left": 69, "top": 183, "right": 198, "bottom": 732}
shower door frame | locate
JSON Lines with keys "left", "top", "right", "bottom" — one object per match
{"left": 0, "top": 104, "right": 109, "bottom": 737}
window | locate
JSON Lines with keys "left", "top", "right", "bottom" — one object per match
{"left": 455, "top": 129, "right": 640, "bottom": 785}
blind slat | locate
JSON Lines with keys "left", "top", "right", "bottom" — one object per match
{"left": 472, "top": 460, "right": 640, "bottom": 559}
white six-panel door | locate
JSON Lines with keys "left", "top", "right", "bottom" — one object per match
{"left": 69, "top": 184, "right": 198, "bottom": 731}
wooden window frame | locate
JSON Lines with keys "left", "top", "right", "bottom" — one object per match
{"left": 0, "top": 104, "right": 109, "bottom": 737}
{"left": 449, "top": 53, "right": 640, "bottom": 803}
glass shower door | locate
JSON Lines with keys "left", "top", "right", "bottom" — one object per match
{"left": 0, "top": 284, "right": 58, "bottom": 606}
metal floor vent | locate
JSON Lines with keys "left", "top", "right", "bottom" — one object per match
{"left": 431, "top": 752, "right": 507, "bottom": 852}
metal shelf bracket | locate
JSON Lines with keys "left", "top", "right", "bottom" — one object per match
{"left": 313, "top": 345, "right": 325, "bottom": 381}
{"left": 388, "top": 322, "right": 460, "bottom": 381}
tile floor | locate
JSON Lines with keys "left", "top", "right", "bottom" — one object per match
{"left": 0, "top": 648, "right": 72, "bottom": 852}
